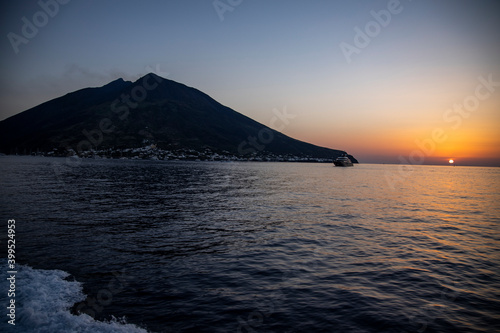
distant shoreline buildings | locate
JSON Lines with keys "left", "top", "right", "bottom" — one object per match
{"left": 16, "top": 145, "right": 334, "bottom": 163}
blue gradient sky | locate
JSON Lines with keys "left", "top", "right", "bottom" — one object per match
{"left": 1, "top": 0, "right": 499, "bottom": 165}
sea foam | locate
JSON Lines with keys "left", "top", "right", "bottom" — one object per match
{"left": 1, "top": 263, "right": 149, "bottom": 333}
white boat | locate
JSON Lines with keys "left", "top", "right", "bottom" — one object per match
{"left": 334, "top": 153, "right": 353, "bottom": 167}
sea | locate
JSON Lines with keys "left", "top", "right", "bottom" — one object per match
{"left": 0, "top": 156, "right": 499, "bottom": 333}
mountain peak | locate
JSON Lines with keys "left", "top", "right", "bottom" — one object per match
{"left": 142, "top": 72, "right": 165, "bottom": 80}
{"left": 0, "top": 75, "right": 357, "bottom": 162}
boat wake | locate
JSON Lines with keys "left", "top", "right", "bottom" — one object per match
{"left": 0, "top": 263, "right": 149, "bottom": 333}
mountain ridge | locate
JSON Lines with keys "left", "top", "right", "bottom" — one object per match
{"left": 0, "top": 73, "right": 358, "bottom": 163}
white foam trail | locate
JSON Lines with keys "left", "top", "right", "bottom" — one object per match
{"left": 1, "top": 263, "right": 149, "bottom": 333}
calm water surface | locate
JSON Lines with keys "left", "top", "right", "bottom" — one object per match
{"left": 0, "top": 156, "right": 499, "bottom": 332}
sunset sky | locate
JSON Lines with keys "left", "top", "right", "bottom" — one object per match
{"left": 1, "top": 0, "right": 499, "bottom": 166}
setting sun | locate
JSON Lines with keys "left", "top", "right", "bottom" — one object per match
{"left": 449, "top": 159, "right": 454, "bottom": 164}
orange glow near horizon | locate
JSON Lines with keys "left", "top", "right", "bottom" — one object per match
{"left": 270, "top": 80, "right": 500, "bottom": 166}
{"left": 283, "top": 112, "right": 500, "bottom": 166}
